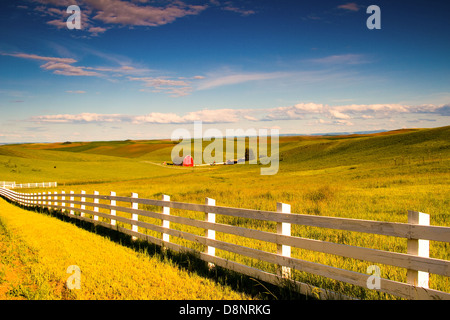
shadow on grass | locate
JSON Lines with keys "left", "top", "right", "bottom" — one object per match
{"left": 2, "top": 198, "right": 312, "bottom": 300}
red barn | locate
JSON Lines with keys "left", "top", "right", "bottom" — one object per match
{"left": 182, "top": 155, "right": 194, "bottom": 167}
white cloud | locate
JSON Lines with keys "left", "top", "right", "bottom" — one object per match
{"left": 31, "top": 113, "right": 132, "bottom": 123}
{"left": 129, "top": 76, "right": 204, "bottom": 97}
{"left": 133, "top": 112, "right": 185, "bottom": 124}
{"left": 133, "top": 108, "right": 242, "bottom": 124}
{"left": 263, "top": 103, "right": 325, "bottom": 120}
{"left": 28, "top": 103, "right": 449, "bottom": 127}
{"left": 129, "top": 77, "right": 190, "bottom": 87}
{"left": 88, "top": 26, "right": 108, "bottom": 36}
{"left": 308, "top": 54, "right": 369, "bottom": 65}
{"left": 329, "top": 109, "right": 351, "bottom": 119}
{"left": 31, "top": 108, "right": 242, "bottom": 125}
{"left": 259, "top": 103, "right": 448, "bottom": 122}
{"left": 66, "top": 90, "right": 86, "bottom": 94}
{"left": 197, "top": 72, "right": 289, "bottom": 90}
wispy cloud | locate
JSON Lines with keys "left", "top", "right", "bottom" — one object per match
{"left": 40, "top": 61, "right": 102, "bottom": 76}
{"left": 88, "top": 26, "right": 108, "bottom": 36}
{"left": 196, "top": 71, "right": 289, "bottom": 90}
{"left": 2, "top": 51, "right": 146, "bottom": 79}
{"left": 221, "top": 2, "right": 256, "bottom": 16}
{"left": 308, "top": 54, "right": 369, "bottom": 65}
{"left": 1, "top": 50, "right": 200, "bottom": 96}
{"left": 337, "top": 3, "right": 360, "bottom": 12}
{"left": 129, "top": 76, "right": 202, "bottom": 97}
{"left": 1, "top": 52, "right": 76, "bottom": 64}
{"left": 1, "top": 52, "right": 103, "bottom": 76}
{"left": 66, "top": 90, "right": 86, "bottom": 94}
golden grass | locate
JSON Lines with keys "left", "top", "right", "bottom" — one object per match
{"left": 0, "top": 199, "right": 252, "bottom": 300}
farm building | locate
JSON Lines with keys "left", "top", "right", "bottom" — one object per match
{"left": 173, "top": 155, "right": 194, "bottom": 167}
{"left": 183, "top": 155, "right": 194, "bottom": 167}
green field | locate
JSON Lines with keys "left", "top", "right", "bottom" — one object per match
{"left": 0, "top": 125, "right": 449, "bottom": 299}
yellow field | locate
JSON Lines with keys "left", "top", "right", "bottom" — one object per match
{"left": 0, "top": 199, "right": 251, "bottom": 300}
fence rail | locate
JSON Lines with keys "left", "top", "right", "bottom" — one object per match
{"left": 0, "top": 181, "right": 57, "bottom": 189}
{"left": 0, "top": 186, "right": 449, "bottom": 300}
{"left": 0, "top": 181, "right": 16, "bottom": 188}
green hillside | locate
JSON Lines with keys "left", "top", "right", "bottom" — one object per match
{"left": 278, "top": 126, "right": 449, "bottom": 169}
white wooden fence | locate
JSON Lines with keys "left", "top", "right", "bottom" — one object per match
{"left": 0, "top": 186, "right": 449, "bottom": 300}
{"left": 0, "top": 181, "right": 16, "bottom": 188}
{"left": 0, "top": 181, "right": 57, "bottom": 189}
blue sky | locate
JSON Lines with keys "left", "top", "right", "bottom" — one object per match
{"left": 0, "top": 0, "right": 449, "bottom": 142}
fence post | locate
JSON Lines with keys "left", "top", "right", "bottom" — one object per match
{"left": 38, "top": 193, "right": 41, "bottom": 205}
{"left": 110, "top": 191, "right": 116, "bottom": 226}
{"left": 131, "top": 193, "right": 139, "bottom": 240}
{"left": 162, "top": 194, "right": 170, "bottom": 244}
{"left": 54, "top": 191, "right": 58, "bottom": 208}
{"left": 53, "top": 191, "right": 58, "bottom": 210}
{"left": 277, "top": 202, "right": 291, "bottom": 279}
{"left": 205, "top": 197, "right": 216, "bottom": 269}
{"left": 43, "top": 192, "right": 46, "bottom": 206}
{"left": 70, "top": 191, "right": 74, "bottom": 215}
{"left": 48, "top": 192, "right": 52, "bottom": 209}
{"left": 93, "top": 191, "right": 99, "bottom": 221}
{"left": 407, "top": 210, "right": 430, "bottom": 289}
{"left": 47, "top": 192, "right": 52, "bottom": 209}
{"left": 80, "top": 190, "right": 86, "bottom": 217}
{"left": 61, "top": 191, "right": 66, "bottom": 212}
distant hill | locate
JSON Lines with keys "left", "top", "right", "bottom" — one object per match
{"left": 2, "top": 126, "right": 449, "bottom": 169}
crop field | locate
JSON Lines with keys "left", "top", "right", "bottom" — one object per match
{"left": 0, "top": 125, "right": 449, "bottom": 300}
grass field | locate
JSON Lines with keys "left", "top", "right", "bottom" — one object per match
{"left": 0, "top": 199, "right": 255, "bottom": 300}
{"left": 0, "top": 125, "right": 449, "bottom": 299}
